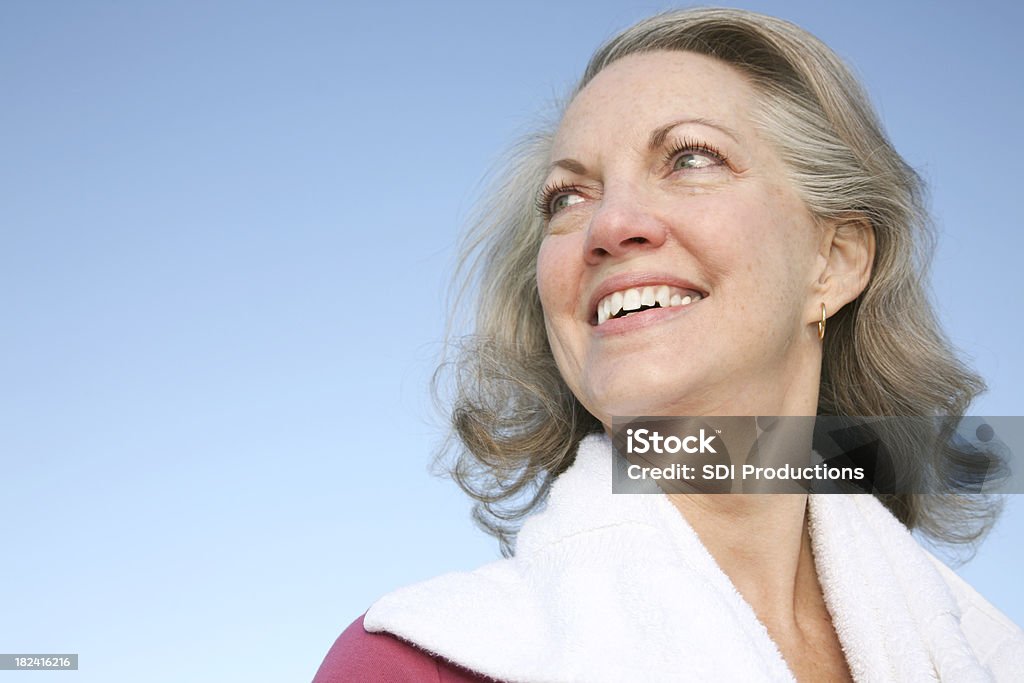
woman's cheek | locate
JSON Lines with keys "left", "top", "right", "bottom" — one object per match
{"left": 536, "top": 235, "right": 581, "bottom": 310}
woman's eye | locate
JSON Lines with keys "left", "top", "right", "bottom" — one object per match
{"left": 550, "top": 193, "right": 585, "bottom": 215}
{"left": 673, "top": 152, "right": 718, "bottom": 171}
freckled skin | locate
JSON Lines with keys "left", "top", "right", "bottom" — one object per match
{"left": 536, "top": 51, "right": 829, "bottom": 424}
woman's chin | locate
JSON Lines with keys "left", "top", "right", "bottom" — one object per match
{"left": 590, "top": 387, "right": 708, "bottom": 422}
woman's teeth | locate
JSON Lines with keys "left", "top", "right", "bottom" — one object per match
{"left": 596, "top": 285, "right": 703, "bottom": 325}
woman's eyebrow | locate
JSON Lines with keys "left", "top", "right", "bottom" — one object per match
{"left": 647, "top": 117, "right": 741, "bottom": 151}
{"left": 547, "top": 157, "right": 589, "bottom": 176}
{"left": 547, "top": 117, "right": 741, "bottom": 176}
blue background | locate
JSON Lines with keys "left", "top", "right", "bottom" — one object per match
{"left": 2, "top": 1, "right": 1021, "bottom": 681}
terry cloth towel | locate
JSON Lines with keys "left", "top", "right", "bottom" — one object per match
{"left": 365, "top": 433, "right": 1024, "bottom": 682}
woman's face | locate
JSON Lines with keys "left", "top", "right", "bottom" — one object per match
{"left": 536, "top": 50, "right": 828, "bottom": 425}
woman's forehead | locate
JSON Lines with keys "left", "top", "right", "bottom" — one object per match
{"left": 552, "top": 50, "right": 757, "bottom": 152}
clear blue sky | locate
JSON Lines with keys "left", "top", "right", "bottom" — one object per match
{"left": 1, "top": 1, "right": 1021, "bottom": 681}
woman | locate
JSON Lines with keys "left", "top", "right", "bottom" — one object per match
{"left": 315, "top": 8, "right": 1023, "bottom": 682}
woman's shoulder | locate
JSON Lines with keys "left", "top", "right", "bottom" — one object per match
{"left": 924, "top": 552, "right": 1024, "bottom": 678}
{"left": 312, "top": 613, "right": 497, "bottom": 683}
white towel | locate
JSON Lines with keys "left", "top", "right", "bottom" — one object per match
{"left": 365, "top": 433, "right": 1024, "bottom": 682}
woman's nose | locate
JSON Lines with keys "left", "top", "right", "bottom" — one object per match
{"left": 582, "top": 189, "right": 667, "bottom": 265}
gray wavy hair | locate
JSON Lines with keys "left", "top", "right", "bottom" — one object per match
{"left": 435, "top": 7, "right": 998, "bottom": 557}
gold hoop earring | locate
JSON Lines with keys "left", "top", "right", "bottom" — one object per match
{"left": 818, "top": 303, "right": 827, "bottom": 341}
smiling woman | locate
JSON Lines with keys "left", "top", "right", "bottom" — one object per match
{"left": 314, "top": 7, "right": 1024, "bottom": 682}
{"left": 537, "top": 50, "right": 865, "bottom": 424}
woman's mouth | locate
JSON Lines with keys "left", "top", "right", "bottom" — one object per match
{"left": 594, "top": 285, "right": 705, "bottom": 325}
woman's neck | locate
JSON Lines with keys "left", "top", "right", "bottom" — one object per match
{"left": 668, "top": 493, "right": 817, "bottom": 630}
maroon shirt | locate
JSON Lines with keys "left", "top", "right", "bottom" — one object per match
{"left": 313, "top": 614, "right": 496, "bottom": 682}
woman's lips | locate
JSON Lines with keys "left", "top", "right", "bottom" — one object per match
{"left": 594, "top": 284, "right": 704, "bottom": 325}
{"left": 587, "top": 273, "right": 708, "bottom": 326}
{"left": 591, "top": 294, "right": 703, "bottom": 335}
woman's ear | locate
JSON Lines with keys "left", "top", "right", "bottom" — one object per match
{"left": 815, "top": 215, "right": 875, "bottom": 311}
